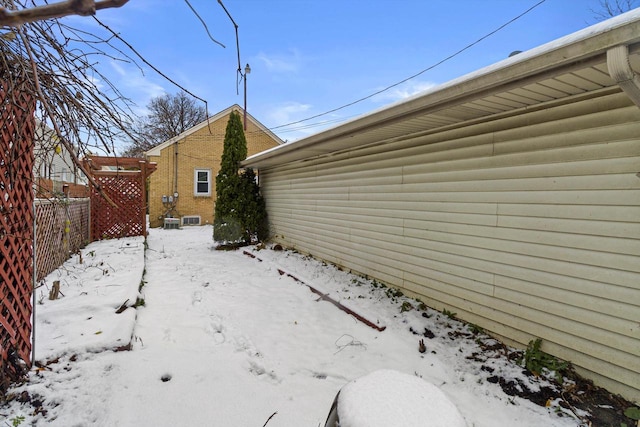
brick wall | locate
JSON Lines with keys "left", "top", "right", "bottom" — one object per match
{"left": 147, "top": 110, "right": 281, "bottom": 228}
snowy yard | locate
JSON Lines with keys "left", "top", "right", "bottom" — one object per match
{"left": 2, "top": 225, "right": 588, "bottom": 426}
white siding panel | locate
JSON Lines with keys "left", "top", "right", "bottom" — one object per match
{"left": 347, "top": 188, "right": 637, "bottom": 206}
{"left": 402, "top": 274, "right": 640, "bottom": 377}
{"left": 403, "top": 234, "right": 638, "bottom": 287}
{"left": 397, "top": 173, "right": 640, "bottom": 192}
{"left": 493, "top": 263, "right": 639, "bottom": 304}
{"left": 400, "top": 276, "right": 639, "bottom": 399}
{"left": 494, "top": 276, "right": 640, "bottom": 334}
{"left": 403, "top": 156, "right": 640, "bottom": 185}
{"left": 403, "top": 219, "right": 639, "bottom": 256}
{"left": 496, "top": 216, "right": 640, "bottom": 239}
{"left": 259, "top": 92, "right": 640, "bottom": 398}
{"left": 403, "top": 226, "right": 639, "bottom": 272}
{"left": 497, "top": 203, "right": 640, "bottom": 222}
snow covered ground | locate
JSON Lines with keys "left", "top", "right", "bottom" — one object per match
{"left": 1, "top": 225, "right": 582, "bottom": 426}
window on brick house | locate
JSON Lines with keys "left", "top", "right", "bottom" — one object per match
{"left": 194, "top": 169, "right": 211, "bottom": 196}
{"left": 182, "top": 216, "right": 201, "bottom": 226}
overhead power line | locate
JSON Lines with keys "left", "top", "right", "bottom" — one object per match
{"left": 218, "top": 0, "right": 245, "bottom": 95}
{"left": 273, "top": 114, "right": 362, "bottom": 134}
{"left": 270, "top": 0, "right": 547, "bottom": 132}
{"left": 184, "top": 0, "right": 225, "bottom": 48}
{"left": 94, "top": 17, "right": 208, "bottom": 108}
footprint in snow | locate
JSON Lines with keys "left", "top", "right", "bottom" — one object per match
{"left": 191, "top": 291, "right": 202, "bottom": 305}
{"left": 205, "top": 317, "right": 226, "bottom": 344}
{"left": 248, "top": 360, "right": 280, "bottom": 384}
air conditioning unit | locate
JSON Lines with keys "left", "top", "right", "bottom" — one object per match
{"left": 163, "top": 218, "right": 180, "bottom": 230}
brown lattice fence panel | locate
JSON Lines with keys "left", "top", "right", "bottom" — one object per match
{"left": 91, "top": 172, "right": 144, "bottom": 241}
{"left": 35, "top": 198, "right": 90, "bottom": 282}
{"left": 36, "top": 178, "right": 89, "bottom": 199}
{"left": 0, "top": 74, "right": 35, "bottom": 391}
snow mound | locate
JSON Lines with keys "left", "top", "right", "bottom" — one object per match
{"left": 34, "top": 236, "right": 145, "bottom": 360}
{"left": 337, "top": 369, "right": 467, "bottom": 427}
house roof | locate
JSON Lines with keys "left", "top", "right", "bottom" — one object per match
{"left": 145, "top": 104, "right": 284, "bottom": 157}
{"left": 243, "top": 10, "right": 640, "bottom": 169}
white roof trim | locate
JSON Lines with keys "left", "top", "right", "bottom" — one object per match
{"left": 145, "top": 104, "right": 284, "bottom": 157}
{"left": 244, "top": 9, "right": 640, "bottom": 168}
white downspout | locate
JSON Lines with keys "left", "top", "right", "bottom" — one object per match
{"left": 607, "top": 44, "right": 640, "bottom": 107}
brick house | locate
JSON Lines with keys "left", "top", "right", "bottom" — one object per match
{"left": 145, "top": 105, "right": 283, "bottom": 228}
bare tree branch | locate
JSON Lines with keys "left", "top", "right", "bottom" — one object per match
{"left": 184, "top": 0, "right": 225, "bottom": 48}
{"left": 16, "top": 25, "right": 118, "bottom": 207}
{"left": 1, "top": 0, "right": 143, "bottom": 205}
{"left": 122, "top": 91, "right": 207, "bottom": 157}
{"left": 0, "top": 0, "right": 128, "bottom": 26}
{"left": 93, "top": 16, "right": 209, "bottom": 109}
{"left": 591, "top": 0, "right": 638, "bottom": 21}
{"left": 1, "top": 0, "right": 210, "bottom": 204}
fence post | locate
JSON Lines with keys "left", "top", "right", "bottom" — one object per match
{"left": 140, "top": 160, "right": 147, "bottom": 237}
{"left": 32, "top": 199, "right": 37, "bottom": 364}
{"left": 88, "top": 195, "right": 92, "bottom": 243}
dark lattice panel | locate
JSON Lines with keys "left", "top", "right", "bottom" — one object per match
{"left": 0, "top": 75, "right": 35, "bottom": 388}
{"left": 35, "top": 199, "right": 90, "bottom": 282}
{"left": 91, "top": 172, "right": 144, "bottom": 241}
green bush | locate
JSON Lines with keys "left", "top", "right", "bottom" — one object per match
{"left": 520, "top": 338, "right": 568, "bottom": 382}
{"left": 213, "top": 111, "right": 268, "bottom": 244}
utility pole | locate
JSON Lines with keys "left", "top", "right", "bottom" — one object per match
{"left": 243, "top": 63, "right": 251, "bottom": 130}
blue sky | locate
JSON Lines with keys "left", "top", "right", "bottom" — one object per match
{"left": 72, "top": 0, "right": 625, "bottom": 148}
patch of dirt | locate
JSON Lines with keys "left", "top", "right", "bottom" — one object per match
{"left": 484, "top": 369, "right": 638, "bottom": 426}
{"left": 214, "top": 241, "right": 250, "bottom": 251}
{"left": 486, "top": 374, "right": 557, "bottom": 407}
{"left": 1, "top": 389, "right": 48, "bottom": 419}
{"left": 1, "top": 356, "right": 75, "bottom": 421}
{"left": 408, "top": 326, "right": 435, "bottom": 339}
{"left": 433, "top": 325, "right": 638, "bottom": 426}
{"left": 560, "top": 371, "right": 637, "bottom": 427}
{"left": 0, "top": 348, "right": 29, "bottom": 396}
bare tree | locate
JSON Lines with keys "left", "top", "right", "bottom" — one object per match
{"left": 591, "top": 0, "right": 639, "bottom": 21}
{"left": 0, "top": 0, "right": 128, "bottom": 26}
{"left": 122, "top": 91, "right": 207, "bottom": 157}
{"left": 1, "top": 0, "right": 146, "bottom": 202}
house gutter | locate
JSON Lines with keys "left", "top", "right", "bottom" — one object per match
{"left": 607, "top": 44, "right": 640, "bottom": 108}
{"left": 243, "top": 11, "right": 640, "bottom": 169}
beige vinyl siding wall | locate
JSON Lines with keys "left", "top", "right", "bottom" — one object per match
{"left": 259, "top": 90, "right": 640, "bottom": 400}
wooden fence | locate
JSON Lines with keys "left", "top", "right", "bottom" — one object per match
{"left": 0, "top": 71, "right": 35, "bottom": 392}
{"left": 85, "top": 156, "right": 155, "bottom": 241}
{"left": 35, "top": 198, "right": 91, "bottom": 283}
{"left": 2, "top": 150, "right": 154, "bottom": 394}
{"left": 36, "top": 178, "right": 89, "bottom": 199}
